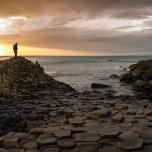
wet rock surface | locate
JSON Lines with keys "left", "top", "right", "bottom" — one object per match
{"left": 0, "top": 57, "right": 151, "bottom": 152}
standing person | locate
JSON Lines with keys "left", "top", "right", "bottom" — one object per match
{"left": 13, "top": 43, "right": 18, "bottom": 58}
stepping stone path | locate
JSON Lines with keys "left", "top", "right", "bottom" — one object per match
{"left": 0, "top": 90, "right": 152, "bottom": 152}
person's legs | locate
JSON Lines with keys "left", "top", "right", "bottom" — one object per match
{"left": 14, "top": 50, "right": 17, "bottom": 58}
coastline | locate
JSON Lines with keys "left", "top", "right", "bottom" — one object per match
{"left": 0, "top": 57, "right": 151, "bottom": 152}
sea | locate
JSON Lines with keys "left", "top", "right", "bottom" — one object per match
{"left": 0, "top": 56, "right": 152, "bottom": 96}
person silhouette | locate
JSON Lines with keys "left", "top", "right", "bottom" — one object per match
{"left": 13, "top": 43, "right": 18, "bottom": 58}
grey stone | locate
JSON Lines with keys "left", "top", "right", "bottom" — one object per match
{"left": 74, "top": 142, "right": 99, "bottom": 152}
{"left": 23, "top": 141, "right": 38, "bottom": 150}
{"left": 118, "top": 131, "right": 143, "bottom": 150}
{"left": 112, "top": 115, "right": 124, "bottom": 123}
{"left": 39, "top": 145, "right": 60, "bottom": 152}
{"left": 99, "top": 126, "right": 120, "bottom": 138}
{"left": 0, "top": 149, "right": 8, "bottom": 152}
{"left": 37, "top": 134, "right": 57, "bottom": 146}
{"left": 76, "top": 133, "right": 100, "bottom": 142}
{"left": 57, "top": 138, "right": 76, "bottom": 148}
{"left": 53, "top": 129, "right": 71, "bottom": 138}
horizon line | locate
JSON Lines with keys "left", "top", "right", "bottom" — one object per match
{"left": 0, "top": 54, "right": 152, "bottom": 57}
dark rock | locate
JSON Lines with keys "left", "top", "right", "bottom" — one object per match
{"left": 120, "top": 59, "right": 152, "bottom": 99}
{"left": 112, "top": 114, "right": 124, "bottom": 123}
{"left": 99, "top": 126, "right": 121, "bottom": 138}
{"left": 0, "top": 149, "right": 8, "bottom": 152}
{"left": 120, "top": 73, "right": 134, "bottom": 84}
{"left": 132, "top": 80, "right": 151, "bottom": 92}
{"left": 118, "top": 131, "right": 143, "bottom": 150}
{"left": 76, "top": 133, "right": 100, "bottom": 142}
{"left": 74, "top": 142, "right": 100, "bottom": 152}
{"left": 101, "top": 146, "right": 124, "bottom": 152}
{"left": 22, "top": 141, "right": 38, "bottom": 150}
{"left": 37, "top": 134, "right": 57, "bottom": 146}
{"left": 39, "top": 145, "right": 60, "bottom": 152}
{"left": 57, "top": 138, "right": 76, "bottom": 148}
{"left": 91, "top": 83, "right": 111, "bottom": 89}
{"left": 0, "top": 57, "right": 76, "bottom": 98}
{"left": 53, "top": 129, "right": 71, "bottom": 139}
{"left": 109, "top": 74, "right": 120, "bottom": 79}
{"left": 129, "top": 60, "right": 152, "bottom": 80}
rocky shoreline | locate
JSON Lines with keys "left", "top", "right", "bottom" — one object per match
{"left": 120, "top": 59, "right": 152, "bottom": 100}
{"left": 0, "top": 57, "right": 151, "bottom": 152}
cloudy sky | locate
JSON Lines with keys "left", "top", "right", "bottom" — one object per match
{"left": 0, "top": 0, "right": 152, "bottom": 56}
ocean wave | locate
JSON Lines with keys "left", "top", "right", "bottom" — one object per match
{"left": 51, "top": 72, "right": 83, "bottom": 77}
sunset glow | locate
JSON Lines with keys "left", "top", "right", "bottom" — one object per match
{"left": 0, "top": 0, "right": 152, "bottom": 56}
{"left": 0, "top": 45, "right": 6, "bottom": 56}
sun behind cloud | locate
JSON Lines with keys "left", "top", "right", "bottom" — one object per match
{"left": 0, "top": 45, "right": 7, "bottom": 56}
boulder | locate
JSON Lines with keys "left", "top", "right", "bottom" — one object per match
{"left": 132, "top": 80, "right": 151, "bottom": 92}
{"left": 91, "top": 83, "right": 111, "bottom": 89}
{"left": 109, "top": 74, "right": 120, "bottom": 79}
{"left": 120, "top": 73, "right": 134, "bottom": 84}
{"left": 129, "top": 60, "right": 152, "bottom": 80}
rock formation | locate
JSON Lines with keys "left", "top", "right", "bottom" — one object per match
{"left": 0, "top": 57, "right": 75, "bottom": 98}
{"left": 120, "top": 59, "right": 152, "bottom": 99}
{"left": 0, "top": 58, "right": 151, "bottom": 152}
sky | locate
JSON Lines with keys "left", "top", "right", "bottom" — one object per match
{"left": 0, "top": 0, "right": 152, "bottom": 56}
